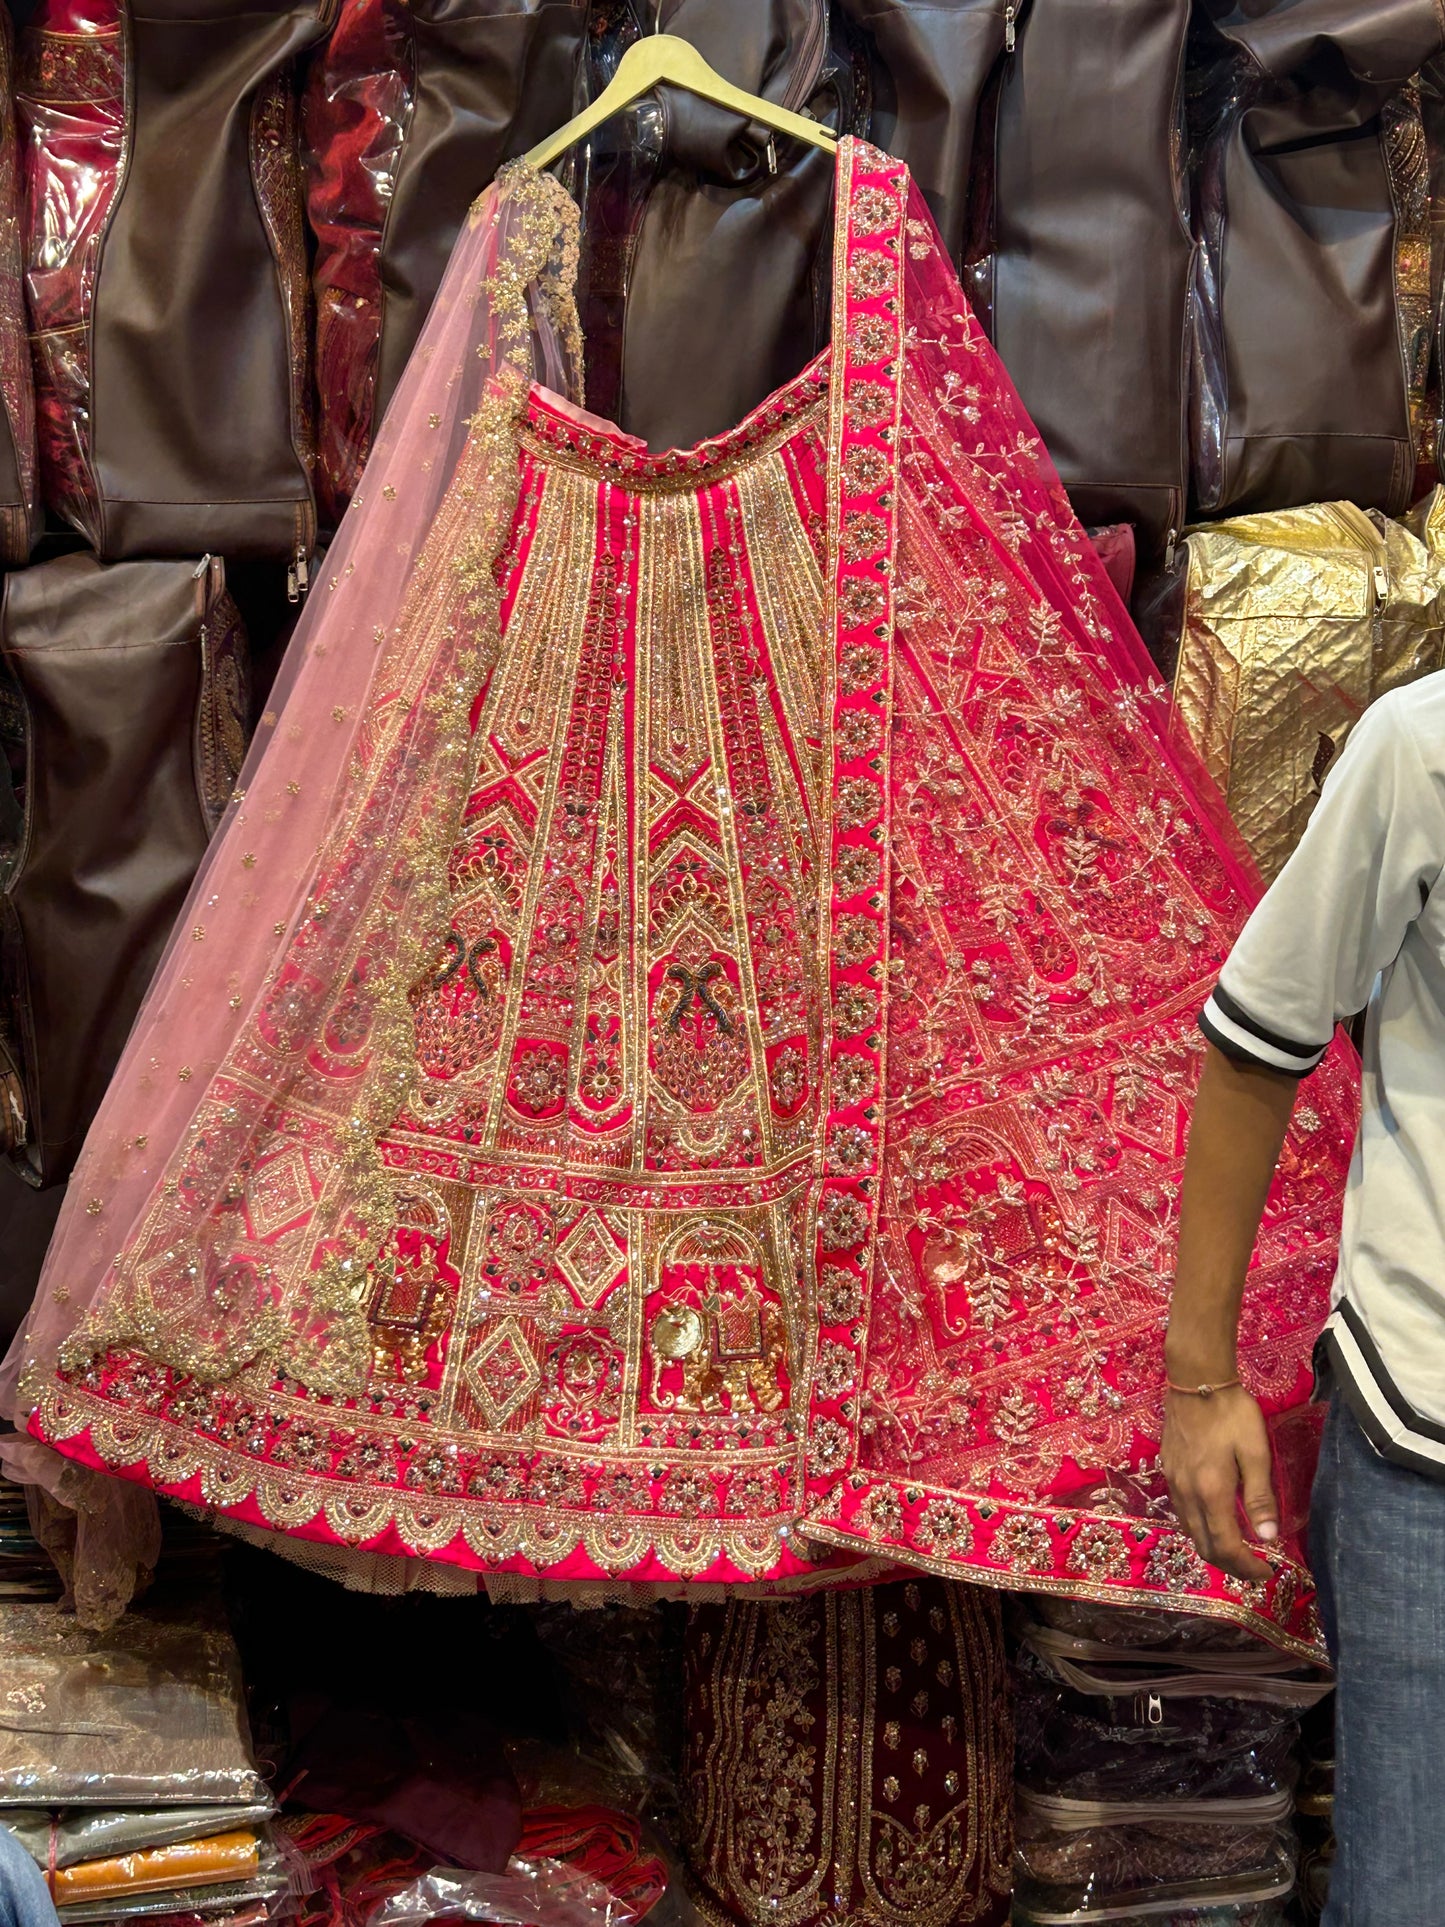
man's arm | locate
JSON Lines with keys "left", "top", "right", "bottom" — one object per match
{"left": 1167, "top": 692, "right": 1445, "bottom": 1578}
{"left": 1161, "top": 1043, "right": 1298, "bottom": 1583}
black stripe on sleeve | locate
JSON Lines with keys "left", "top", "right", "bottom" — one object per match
{"left": 1210, "top": 983, "right": 1330, "bottom": 1064}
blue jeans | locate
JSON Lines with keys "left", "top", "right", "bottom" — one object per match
{"left": 0, "top": 1825, "right": 57, "bottom": 1927}
{"left": 1311, "top": 1388, "right": 1445, "bottom": 1923}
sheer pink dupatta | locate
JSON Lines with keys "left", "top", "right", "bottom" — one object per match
{"left": 1, "top": 166, "right": 585, "bottom": 1623}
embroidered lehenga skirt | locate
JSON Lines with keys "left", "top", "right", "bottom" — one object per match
{"left": 6, "top": 143, "right": 1356, "bottom": 1651}
{"left": 682, "top": 1578, "right": 1015, "bottom": 1927}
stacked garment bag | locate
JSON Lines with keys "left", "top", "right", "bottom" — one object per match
{"left": 0, "top": 0, "right": 328, "bottom": 1326}
{"left": 564, "top": 0, "right": 867, "bottom": 451}
{"left": 0, "top": 1592, "right": 286, "bottom": 1927}
{"left": 1012, "top": 1600, "right": 1334, "bottom": 1925}
{"left": 1189, "top": 0, "right": 1445, "bottom": 520}
{"left": 0, "top": 556, "right": 249, "bottom": 1190}
{"left": 303, "top": 0, "right": 586, "bottom": 520}
{"left": 833, "top": 0, "right": 1017, "bottom": 269}
{"left": 0, "top": 8, "right": 39, "bottom": 569}
{"left": 1293, "top": 1695, "right": 1337, "bottom": 1923}
{"left": 964, "top": 0, "right": 1195, "bottom": 563}
{"left": 17, "top": 0, "right": 327, "bottom": 573}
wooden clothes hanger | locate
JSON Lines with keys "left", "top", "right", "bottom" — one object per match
{"left": 525, "top": 31, "right": 838, "bottom": 173}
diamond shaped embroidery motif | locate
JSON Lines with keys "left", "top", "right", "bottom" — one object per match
{"left": 246, "top": 1146, "right": 312, "bottom": 1240}
{"left": 463, "top": 1316, "right": 541, "bottom": 1428}
{"left": 557, "top": 1211, "right": 624, "bottom": 1310}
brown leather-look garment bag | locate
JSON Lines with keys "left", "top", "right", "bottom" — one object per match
{"left": 0, "top": 555, "right": 249, "bottom": 1189}
{"left": 969, "top": 0, "right": 1193, "bottom": 563}
{"left": 835, "top": 0, "right": 1015, "bottom": 268}
{"left": 587, "top": 0, "right": 1021, "bottom": 444}
{"left": 74, "top": 0, "right": 328, "bottom": 568}
{"left": 371, "top": 0, "right": 588, "bottom": 425}
{"left": 303, "top": 0, "right": 585, "bottom": 516}
{"left": 1191, "top": 0, "right": 1445, "bottom": 519}
{"left": 595, "top": 0, "right": 866, "bottom": 452}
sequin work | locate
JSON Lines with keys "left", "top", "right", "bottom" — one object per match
{"left": 22, "top": 145, "right": 1355, "bottom": 1649}
{"left": 683, "top": 1578, "right": 1014, "bottom": 1927}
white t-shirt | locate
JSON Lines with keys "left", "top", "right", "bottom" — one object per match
{"left": 1200, "top": 674, "right": 1445, "bottom": 1472}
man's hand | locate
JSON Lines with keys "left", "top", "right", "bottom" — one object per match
{"left": 1163, "top": 1045, "right": 1299, "bottom": 1585}
{"left": 1160, "top": 1383, "right": 1278, "bottom": 1584}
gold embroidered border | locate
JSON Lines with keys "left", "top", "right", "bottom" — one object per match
{"left": 801, "top": 1514, "right": 1323, "bottom": 1665}
{"left": 519, "top": 391, "right": 828, "bottom": 495}
{"left": 37, "top": 1380, "right": 842, "bottom": 1584}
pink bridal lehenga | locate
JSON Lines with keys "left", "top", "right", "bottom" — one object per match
{"left": 2, "top": 141, "right": 1355, "bottom": 1652}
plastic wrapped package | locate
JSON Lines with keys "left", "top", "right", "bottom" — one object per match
{"left": 5, "top": 1807, "right": 274, "bottom": 1871}
{"left": 513, "top": 1810, "right": 664, "bottom": 1922}
{"left": 527, "top": 1604, "right": 683, "bottom": 1821}
{"left": 273, "top": 1698, "right": 519, "bottom": 1871}
{"left": 14, "top": 0, "right": 124, "bottom": 543}
{"left": 0, "top": 1597, "right": 265, "bottom": 1807}
{"left": 284, "top": 1809, "right": 669, "bottom": 1927}
{"left": 1028, "top": 1599, "right": 1287, "bottom": 1655}
{"left": 1012, "top": 1903, "right": 1293, "bottom": 1927}
{"left": 1013, "top": 1657, "right": 1299, "bottom": 1806}
{"left": 1013, "top": 1605, "right": 1306, "bottom": 1922}
{"left": 1016, "top": 1618, "right": 1333, "bottom": 1710}
{"left": 56, "top": 1842, "right": 291, "bottom": 1923}
{"left": 50, "top": 1832, "right": 262, "bottom": 1908}
{"left": 301, "top": 0, "right": 413, "bottom": 524}
{"left": 1016, "top": 1791, "right": 1294, "bottom": 1893}
{"left": 129, "top": 1910, "right": 272, "bottom": 1927}
{"left": 286, "top": 1814, "right": 429, "bottom": 1927}
{"left": 369, "top": 1854, "right": 661, "bottom": 1927}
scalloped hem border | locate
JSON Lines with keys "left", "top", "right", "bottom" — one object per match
{"left": 800, "top": 1474, "right": 1325, "bottom": 1663}
{"left": 29, "top": 1398, "right": 856, "bottom": 1592}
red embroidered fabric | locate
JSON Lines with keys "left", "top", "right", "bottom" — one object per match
{"left": 15, "top": 0, "right": 124, "bottom": 545}
{"left": 800, "top": 170, "right": 1355, "bottom": 1657}
{"left": 682, "top": 1577, "right": 1014, "bottom": 1927}
{"left": 6, "top": 145, "right": 1353, "bottom": 1652}
{"left": 302, "top": 0, "right": 412, "bottom": 525}
{"left": 0, "top": 7, "right": 40, "bottom": 563}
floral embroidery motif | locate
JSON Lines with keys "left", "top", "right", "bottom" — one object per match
{"left": 842, "top": 445, "right": 889, "bottom": 497}
{"left": 849, "top": 253, "right": 896, "bottom": 301}
{"left": 834, "top": 984, "right": 880, "bottom": 1036}
{"left": 849, "top": 314, "right": 896, "bottom": 365}
{"left": 818, "top": 1265, "right": 863, "bottom": 1326}
{"left": 836, "top": 779, "right": 882, "bottom": 830}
